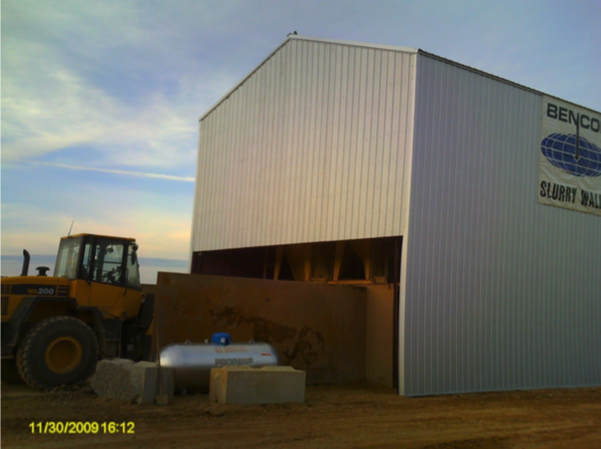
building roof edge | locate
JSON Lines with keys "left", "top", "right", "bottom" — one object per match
{"left": 199, "top": 36, "right": 419, "bottom": 123}
{"left": 198, "top": 37, "right": 599, "bottom": 124}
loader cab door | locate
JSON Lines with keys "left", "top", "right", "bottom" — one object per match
{"left": 81, "top": 237, "right": 142, "bottom": 319}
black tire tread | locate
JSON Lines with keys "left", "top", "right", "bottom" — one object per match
{"left": 16, "top": 316, "right": 98, "bottom": 390}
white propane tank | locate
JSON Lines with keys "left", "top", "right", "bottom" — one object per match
{"left": 158, "top": 333, "right": 280, "bottom": 391}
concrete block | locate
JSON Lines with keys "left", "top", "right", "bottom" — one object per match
{"left": 131, "top": 362, "right": 159, "bottom": 404}
{"left": 91, "top": 359, "right": 137, "bottom": 401}
{"left": 91, "top": 359, "right": 174, "bottom": 404}
{"left": 155, "top": 366, "right": 175, "bottom": 405}
{"left": 209, "top": 366, "right": 305, "bottom": 405}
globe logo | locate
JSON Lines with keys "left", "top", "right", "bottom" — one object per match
{"left": 541, "top": 133, "right": 601, "bottom": 178}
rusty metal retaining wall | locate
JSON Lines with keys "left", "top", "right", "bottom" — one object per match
{"left": 155, "top": 272, "right": 367, "bottom": 385}
{"left": 365, "top": 285, "right": 394, "bottom": 387}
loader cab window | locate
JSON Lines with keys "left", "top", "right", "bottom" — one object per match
{"left": 126, "top": 244, "right": 141, "bottom": 289}
{"left": 56, "top": 236, "right": 140, "bottom": 289}
{"left": 90, "top": 240, "right": 125, "bottom": 285}
{"left": 54, "top": 237, "right": 83, "bottom": 280}
{"left": 80, "top": 243, "right": 93, "bottom": 280}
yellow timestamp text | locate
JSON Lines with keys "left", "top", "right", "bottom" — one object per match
{"left": 29, "top": 422, "right": 135, "bottom": 434}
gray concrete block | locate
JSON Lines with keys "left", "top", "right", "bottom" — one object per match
{"left": 209, "top": 366, "right": 305, "bottom": 405}
{"left": 91, "top": 359, "right": 137, "bottom": 401}
{"left": 91, "top": 359, "right": 174, "bottom": 404}
{"left": 155, "top": 366, "right": 175, "bottom": 405}
{"left": 131, "top": 362, "right": 158, "bottom": 404}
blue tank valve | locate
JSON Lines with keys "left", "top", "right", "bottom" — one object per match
{"left": 211, "top": 332, "right": 231, "bottom": 346}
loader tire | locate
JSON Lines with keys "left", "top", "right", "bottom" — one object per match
{"left": 16, "top": 316, "right": 98, "bottom": 390}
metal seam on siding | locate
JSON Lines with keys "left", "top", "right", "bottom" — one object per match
{"left": 291, "top": 40, "right": 305, "bottom": 242}
{"left": 340, "top": 45, "right": 353, "bottom": 240}
{"left": 249, "top": 61, "right": 261, "bottom": 245}
{"left": 331, "top": 45, "right": 343, "bottom": 240}
{"left": 283, "top": 41, "right": 295, "bottom": 244}
{"left": 226, "top": 87, "right": 238, "bottom": 248}
{"left": 305, "top": 42, "right": 318, "bottom": 243}
{"left": 201, "top": 113, "right": 213, "bottom": 245}
{"left": 356, "top": 48, "right": 371, "bottom": 239}
{"left": 370, "top": 50, "right": 383, "bottom": 238}
{"left": 298, "top": 42, "right": 310, "bottom": 242}
{"left": 279, "top": 45, "right": 291, "bottom": 244}
{"left": 269, "top": 46, "right": 282, "bottom": 245}
{"left": 258, "top": 54, "right": 270, "bottom": 245}
{"left": 319, "top": 42, "right": 331, "bottom": 241}
{"left": 331, "top": 44, "right": 345, "bottom": 240}
{"left": 317, "top": 43, "right": 331, "bottom": 242}
{"left": 380, "top": 50, "right": 393, "bottom": 236}
{"left": 266, "top": 51, "right": 277, "bottom": 243}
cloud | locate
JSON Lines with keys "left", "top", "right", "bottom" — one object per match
{"left": 31, "top": 162, "right": 195, "bottom": 182}
{"left": 1, "top": 1, "right": 315, "bottom": 176}
{"left": 1, "top": 1, "right": 233, "bottom": 172}
{"left": 1, "top": 48, "right": 199, "bottom": 170}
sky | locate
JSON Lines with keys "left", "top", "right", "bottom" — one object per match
{"left": 2, "top": 0, "right": 600, "bottom": 282}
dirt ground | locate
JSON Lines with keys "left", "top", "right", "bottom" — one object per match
{"left": 2, "top": 381, "right": 600, "bottom": 449}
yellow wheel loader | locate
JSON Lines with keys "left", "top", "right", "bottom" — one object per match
{"left": 1, "top": 234, "right": 154, "bottom": 390}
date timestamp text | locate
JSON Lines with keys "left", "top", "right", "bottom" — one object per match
{"left": 30, "top": 422, "right": 135, "bottom": 434}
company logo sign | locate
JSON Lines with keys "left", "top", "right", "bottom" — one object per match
{"left": 541, "top": 134, "right": 601, "bottom": 178}
{"left": 538, "top": 97, "right": 601, "bottom": 216}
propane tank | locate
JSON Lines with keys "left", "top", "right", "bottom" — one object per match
{"left": 158, "top": 333, "right": 280, "bottom": 391}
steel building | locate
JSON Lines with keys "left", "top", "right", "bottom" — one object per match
{"left": 191, "top": 35, "right": 601, "bottom": 396}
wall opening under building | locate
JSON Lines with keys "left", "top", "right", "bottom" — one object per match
{"left": 186, "top": 237, "right": 401, "bottom": 390}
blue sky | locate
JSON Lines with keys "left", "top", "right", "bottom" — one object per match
{"left": 2, "top": 0, "right": 600, "bottom": 282}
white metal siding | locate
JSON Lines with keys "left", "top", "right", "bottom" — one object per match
{"left": 192, "top": 39, "right": 417, "bottom": 251}
{"left": 403, "top": 55, "right": 601, "bottom": 396}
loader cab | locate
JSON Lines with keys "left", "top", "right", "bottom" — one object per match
{"left": 55, "top": 234, "right": 141, "bottom": 290}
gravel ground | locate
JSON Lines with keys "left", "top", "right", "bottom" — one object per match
{"left": 2, "top": 381, "right": 600, "bottom": 448}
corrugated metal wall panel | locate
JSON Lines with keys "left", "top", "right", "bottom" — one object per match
{"left": 192, "top": 40, "right": 417, "bottom": 251}
{"left": 404, "top": 55, "right": 601, "bottom": 396}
